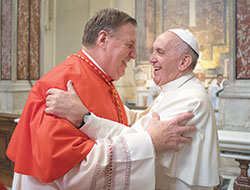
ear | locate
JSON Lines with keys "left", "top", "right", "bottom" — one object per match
{"left": 178, "top": 54, "right": 192, "bottom": 71}
{"left": 96, "top": 30, "right": 109, "bottom": 49}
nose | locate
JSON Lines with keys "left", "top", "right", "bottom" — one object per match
{"left": 130, "top": 48, "right": 137, "bottom": 59}
{"left": 149, "top": 53, "right": 156, "bottom": 64}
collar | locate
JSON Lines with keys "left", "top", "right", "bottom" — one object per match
{"left": 160, "top": 72, "right": 195, "bottom": 93}
{"left": 82, "top": 49, "right": 107, "bottom": 75}
{"left": 216, "top": 82, "right": 221, "bottom": 87}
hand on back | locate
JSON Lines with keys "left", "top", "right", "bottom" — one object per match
{"left": 45, "top": 80, "right": 89, "bottom": 127}
{"left": 145, "top": 112, "right": 195, "bottom": 152}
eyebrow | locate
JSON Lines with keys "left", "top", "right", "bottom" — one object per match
{"left": 156, "top": 47, "right": 164, "bottom": 53}
{"left": 126, "top": 41, "right": 135, "bottom": 47}
{"left": 128, "top": 40, "right": 135, "bottom": 44}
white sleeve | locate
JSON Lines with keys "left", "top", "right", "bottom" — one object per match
{"left": 79, "top": 113, "right": 143, "bottom": 140}
{"left": 55, "top": 129, "right": 156, "bottom": 190}
{"left": 12, "top": 114, "right": 156, "bottom": 190}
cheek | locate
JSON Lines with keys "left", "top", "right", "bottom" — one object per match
{"left": 157, "top": 67, "right": 171, "bottom": 84}
{"left": 110, "top": 63, "right": 124, "bottom": 79}
{"left": 159, "top": 66, "right": 168, "bottom": 76}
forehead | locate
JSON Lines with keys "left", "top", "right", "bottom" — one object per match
{"left": 153, "top": 32, "right": 176, "bottom": 49}
{"left": 114, "top": 23, "right": 136, "bottom": 42}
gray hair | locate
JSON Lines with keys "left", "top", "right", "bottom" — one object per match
{"left": 173, "top": 38, "right": 199, "bottom": 69}
{"left": 82, "top": 8, "right": 137, "bottom": 46}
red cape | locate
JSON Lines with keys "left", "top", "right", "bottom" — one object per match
{"left": 0, "top": 181, "right": 7, "bottom": 190}
{"left": 6, "top": 50, "right": 128, "bottom": 183}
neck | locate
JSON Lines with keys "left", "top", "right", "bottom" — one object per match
{"left": 82, "top": 46, "right": 96, "bottom": 59}
{"left": 82, "top": 45, "right": 108, "bottom": 75}
{"left": 178, "top": 69, "right": 193, "bottom": 78}
{"left": 83, "top": 45, "right": 102, "bottom": 63}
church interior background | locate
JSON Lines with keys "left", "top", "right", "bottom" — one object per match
{"left": 0, "top": 0, "right": 249, "bottom": 189}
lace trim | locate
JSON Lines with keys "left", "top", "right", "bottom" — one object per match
{"left": 104, "top": 140, "right": 116, "bottom": 190}
{"left": 90, "top": 165, "right": 101, "bottom": 190}
{"left": 120, "top": 136, "right": 131, "bottom": 190}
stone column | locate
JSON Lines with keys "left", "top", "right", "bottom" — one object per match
{"left": 219, "top": 0, "right": 250, "bottom": 133}
{"left": 0, "top": 0, "right": 41, "bottom": 114}
{"left": 218, "top": 0, "right": 250, "bottom": 187}
{"left": 234, "top": 159, "right": 250, "bottom": 190}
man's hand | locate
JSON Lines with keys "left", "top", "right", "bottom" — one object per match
{"left": 145, "top": 112, "right": 195, "bottom": 152}
{"left": 45, "top": 80, "right": 89, "bottom": 127}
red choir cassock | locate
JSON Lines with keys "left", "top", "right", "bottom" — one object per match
{"left": 6, "top": 50, "right": 128, "bottom": 183}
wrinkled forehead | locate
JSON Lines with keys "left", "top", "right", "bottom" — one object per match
{"left": 153, "top": 31, "right": 180, "bottom": 49}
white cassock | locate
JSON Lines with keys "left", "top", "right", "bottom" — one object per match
{"left": 12, "top": 72, "right": 220, "bottom": 190}
{"left": 209, "top": 82, "right": 223, "bottom": 111}
{"left": 82, "top": 72, "right": 220, "bottom": 190}
{"left": 208, "top": 82, "right": 223, "bottom": 124}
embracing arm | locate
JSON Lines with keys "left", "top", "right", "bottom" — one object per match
{"left": 44, "top": 80, "right": 197, "bottom": 189}
{"left": 82, "top": 111, "right": 195, "bottom": 152}
{"left": 45, "top": 81, "right": 156, "bottom": 189}
{"left": 46, "top": 80, "right": 195, "bottom": 152}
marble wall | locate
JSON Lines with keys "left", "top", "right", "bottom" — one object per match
{"left": 1, "top": 0, "right": 249, "bottom": 113}
{"left": 0, "top": 0, "right": 40, "bottom": 114}
{"left": 219, "top": 0, "right": 250, "bottom": 132}
{"left": 218, "top": 0, "right": 250, "bottom": 179}
{"left": 17, "top": 0, "right": 40, "bottom": 80}
{"left": 0, "top": 0, "right": 137, "bottom": 113}
{"left": 1, "top": 0, "right": 12, "bottom": 80}
{"left": 1, "top": 0, "right": 40, "bottom": 80}
{"left": 236, "top": 0, "right": 250, "bottom": 79}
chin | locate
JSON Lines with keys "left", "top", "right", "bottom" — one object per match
{"left": 153, "top": 79, "right": 160, "bottom": 86}
{"left": 113, "top": 75, "right": 122, "bottom": 81}
{"left": 118, "top": 72, "right": 125, "bottom": 79}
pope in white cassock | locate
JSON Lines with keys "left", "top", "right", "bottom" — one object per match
{"left": 13, "top": 29, "right": 220, "bottom": 190}
{"left": 80, "top": 29, "right": 221, "bottom": 189}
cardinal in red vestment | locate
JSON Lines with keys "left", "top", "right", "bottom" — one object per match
{"left": 6, "top": 49, "right": 128, "bottom": 183}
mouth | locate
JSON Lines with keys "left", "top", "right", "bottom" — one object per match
{"left": 122, "top": 61, "right": 127, "bottom": 67}
{"left": 153, "top": 66, "right": 161, "bottom": 72}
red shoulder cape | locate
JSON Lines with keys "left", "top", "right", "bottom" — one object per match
{"left": 6, "top": 50, "right": 128, "bottom": 183}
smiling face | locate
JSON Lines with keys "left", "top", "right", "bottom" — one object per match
{"left": 149, "top": 31, "right": 190, "bottom": 86}
{"left": 101, "top": 23, "right": 137, "bottom": 81}
{"left": 217, "top": 75, "right": 223, "bottom": 85}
